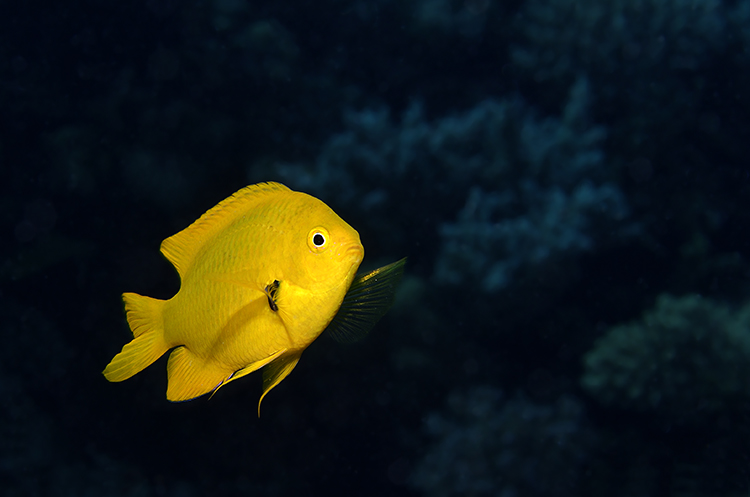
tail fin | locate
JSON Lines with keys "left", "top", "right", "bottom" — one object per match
{"left": 103, "top": 292, "right": 170, "bottom": 382}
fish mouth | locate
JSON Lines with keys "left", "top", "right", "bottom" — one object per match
{"left": 346, "top": 244, "right": 365, "bottom": 264}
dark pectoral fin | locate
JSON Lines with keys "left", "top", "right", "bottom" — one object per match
{"left": 326, "top": 257, "right": 406, "bottom": 343}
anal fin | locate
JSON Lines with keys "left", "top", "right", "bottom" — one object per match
{"left": 166, "top": 346, "right": 232, "bottom": 402}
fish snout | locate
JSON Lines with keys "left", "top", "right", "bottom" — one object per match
{"left": 346, "top": 243, "right": 365, "bottom": 264}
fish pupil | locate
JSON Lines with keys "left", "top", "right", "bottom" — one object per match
{"left": 313, "top": 233, "right": 325, "bottom": 247}
{"left": 265, "top": 280, "right": 280, "bottom": 312}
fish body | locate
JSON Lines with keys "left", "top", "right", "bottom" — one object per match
{"left": 103, "top": 182, "right": 402, "bottom": 413}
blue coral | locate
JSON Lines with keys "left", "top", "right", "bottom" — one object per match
{"left": 512, "top": 0, "right": 726, "bottom": 87}
{"left": 510, "top": 0, "right": 729, "bottom": 161}
{"left": 410, "top": 387, "right": 594, "bottom": 497}
{"left": 435, "top": 180, "right": 626, "bottom": 291}
{"left": 271, "top": 78, "right": 628, "bottom": 291}
{"left": 582, "top": 294, "right": 750, "bottom": 422}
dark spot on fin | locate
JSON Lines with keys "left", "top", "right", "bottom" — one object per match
{"left": 326, "top": 257, "right": 406, "bottom": 343}
{"left": 265, "top": 280, "right": 280, "bottom": 312}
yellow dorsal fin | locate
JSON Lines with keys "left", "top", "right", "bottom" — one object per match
{"left": 160, "top": 182, "right": 292, "bottom": 278}
{"left": 258, "top": 351, "right": 302, "bottom": 417}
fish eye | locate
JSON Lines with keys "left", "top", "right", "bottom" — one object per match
{"left": 313, "top": 232, "right": 326, "bottom": 247}
{"left": 307, "top": 227, "right": 330, "bottom": 252}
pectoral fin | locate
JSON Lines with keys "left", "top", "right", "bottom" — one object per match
{"left": 325, "top": 257, "right": 406, "bottom": 343}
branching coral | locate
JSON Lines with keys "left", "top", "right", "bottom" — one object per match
{"left": 512, "top": 0, "right": 725, "bottom": 88}
{"left": 582, "top": 294, "right": 750, "bottom": 421}
{"left": 410, "top": 387, "right": 595, "bottom": 497}
{"left": 271, "top": 78, "right": 628, "bottom": 291}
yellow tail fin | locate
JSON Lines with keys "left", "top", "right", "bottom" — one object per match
{"left": 103, "top": 292, "right": 170, "bottom": 382}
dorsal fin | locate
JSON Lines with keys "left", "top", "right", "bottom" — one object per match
{"left": 160, "top": 182, "right": 291, "bottom": 278}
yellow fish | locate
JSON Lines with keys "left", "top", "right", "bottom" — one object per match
{"left": 103, "top": 182, "right": 404, "bottom": 415}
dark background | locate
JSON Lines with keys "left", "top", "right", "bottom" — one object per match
{"left": 3, "top": 0, "right": 750, "bottom": 495}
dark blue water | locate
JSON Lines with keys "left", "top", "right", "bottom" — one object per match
{"left": 2, "top": 0, "right": 750, "bottom": 495}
